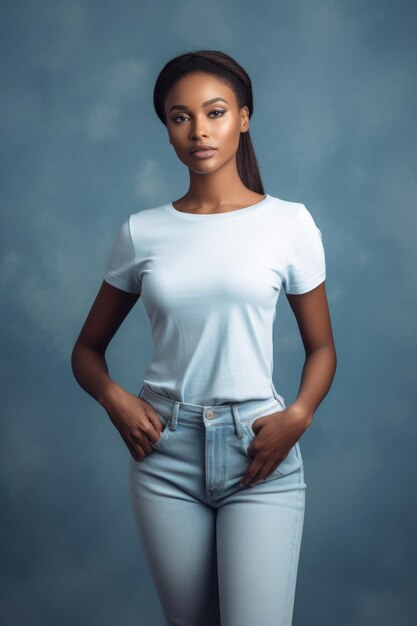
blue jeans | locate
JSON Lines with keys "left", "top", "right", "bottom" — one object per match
{"left": 129, "top": 383, "right": 306, "bottom": 626}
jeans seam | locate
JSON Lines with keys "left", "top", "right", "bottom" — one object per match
{"left": 284, "top": 504, "right": 303, "bottom": 624}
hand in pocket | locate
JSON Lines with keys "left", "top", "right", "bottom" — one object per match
{"left": 104, "top": 389, "right": 163, "bottom": 461}
{"left": 240, "top": 405, "right": 309, "bottom": 486}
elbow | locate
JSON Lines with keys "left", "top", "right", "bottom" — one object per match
{"left": 324, "top": 340, "right": 337, "bottom": 370}
{"left": 70, "top": 341, "right": 80, "bottom": 378}
{"left": 71, "top": 338, "right": 87, "bottom": 379}
{"left": 332, "top": 347, "right": 338, "bottom": 375}
{"left": 328, "top": 342, "right": 338, "bottom": 382}
{"left": 331, "top": 337, "right": 338, "bottom": 370}
{"left": 306, "top": 342, "right": 337, "bottom": 375}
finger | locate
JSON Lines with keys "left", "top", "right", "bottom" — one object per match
{"left": 251, "top": 417, "right": 264, "bottom": 436}
{"left": 135, "top": 441, "right": 147, "bottom": 460}
{"left": 135, "top": 431, "right": 154, "bottom": 455}
{"left": 254, "top": 456, "right": 287, "bottom": 482}
{"left": 141, "top": 401, "right": 164, "bottom": 439}
{"left": 256, "top": 461, "right": 278, "bottom": 482}
{"left": 127, "top": 439, "right": 146, "bottom": 462}
{"left": 135, "top": 401, "right": 163, "bottom": 450}
{"left": 142, "top": 419, "right": 163, "bottom": 450}
{"left": 240, "top": 460, "right": 264, "bottom": 487}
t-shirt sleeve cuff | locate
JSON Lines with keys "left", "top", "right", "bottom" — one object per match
{"left": 284, "top": 270, "right": 326, "bottom": 295}
{"left": 104, "top": 271, "right": 141, "bottom": 294}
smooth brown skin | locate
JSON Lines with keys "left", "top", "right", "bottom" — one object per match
{"left": 71, "top": 72, "right": 337, "bottom": 480}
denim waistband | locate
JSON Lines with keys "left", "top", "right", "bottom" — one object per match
{"left": 138, "top": 383, "right": 286, "bottom": 438}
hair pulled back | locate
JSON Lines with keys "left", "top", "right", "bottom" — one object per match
{"left": 153, "top": 50, "right": 264, "bottom": 195}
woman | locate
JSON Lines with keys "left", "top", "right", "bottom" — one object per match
{"left": 72, "top": 50, "right": 337, "bottom": 626}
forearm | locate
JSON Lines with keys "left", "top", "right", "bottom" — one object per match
{"left": 290, "top": 345, "right": 337, "bottom": 428}
{"left": 71, "top": 341, "right": 126, "bottom": 411}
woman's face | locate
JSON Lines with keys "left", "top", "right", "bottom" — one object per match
{"left": 164, "top": 72, "right": 249, "bottom": 174}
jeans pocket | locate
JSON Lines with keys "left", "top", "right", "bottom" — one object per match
{"left": 243, "top": 402, "right": 304, "bottom": 478}
{"left": 273, "top": 443, "right": 304, "bottom": 477}
{"left": 244, "top": 400, "right": 283, "bottom": 441}
{"left": 151, "top": 411, "right": 173, "bottom": 451}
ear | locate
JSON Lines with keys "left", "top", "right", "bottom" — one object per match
{"left": 240, "top": 106, "right": 250, "bottom": 133}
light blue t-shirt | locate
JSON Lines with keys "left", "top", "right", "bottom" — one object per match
{"left": 103, "top": 193, "right": 326, "bottom": 405}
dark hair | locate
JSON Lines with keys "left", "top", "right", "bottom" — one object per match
{"left": 153, "top": 50, "right": 265, "bottom": 195}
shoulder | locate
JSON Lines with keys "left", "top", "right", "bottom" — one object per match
{"left": 270, "top": 196, "right": 320, "bottom": 230}
{"left": 130, "top": 202, "right": 169, "bottom": 224}
{"left": 264, "top": 194, "right": 309, "bottom": 233}
{"left": 128, "top": 201, "right": 171, "bottom": 239}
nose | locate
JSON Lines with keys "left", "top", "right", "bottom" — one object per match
{"left": 190, "top": 115, "right": 208, "bottom": 139}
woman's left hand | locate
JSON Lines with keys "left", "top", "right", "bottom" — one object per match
{"left": 239, "top": 404, "right": 312, "bottom": 487}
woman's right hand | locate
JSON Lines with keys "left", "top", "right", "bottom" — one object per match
{"left": 103, "top": 387, "right": 163, "bottom": 461}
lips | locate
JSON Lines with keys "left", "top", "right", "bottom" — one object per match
{"left": 189, "top": 145, "right": 217, "bottom": 154}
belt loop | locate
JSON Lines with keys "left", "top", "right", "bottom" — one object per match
{"left": 170, "top": 401, "right": 180, "bottom": 431}
{"left": 231, "top": 404, "right": 244, "bottom": 438}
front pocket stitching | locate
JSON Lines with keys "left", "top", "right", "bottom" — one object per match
{"left": 243, "top": 402, "right": 289, "bottom": 476}
{"left": 241, "top": 401, "right": 282, "bottom": 426}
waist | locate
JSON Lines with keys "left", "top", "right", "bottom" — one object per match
{"left": 138, "top": 383, "right": 285, "bottom": 424}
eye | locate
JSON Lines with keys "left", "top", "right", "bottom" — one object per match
{"left": 171, "top": 109, "right": 226, "bottom": 124}
{"left": 209, "top": 109, "right": 226, "bottom": 118}
{"left": 172, "top": 114, "right": 189, "bottom": 124}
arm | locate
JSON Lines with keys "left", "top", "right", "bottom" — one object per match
{"left": 71, "top": 280, "right": 163, "bottom": 459}
{"left": 71, "top": 280, "right": 140, "bottom": 411}
{"left": 285, "top": 280, "right": 337, "bottom": 429}
{"left": 240, "top": 280, "right": 337, "bottom": 486}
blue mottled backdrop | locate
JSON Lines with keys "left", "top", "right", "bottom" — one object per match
{"left": 1, "top": 0, "right": 416, "bottom": 624}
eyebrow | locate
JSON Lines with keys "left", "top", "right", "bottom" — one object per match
{"left": 168, "top": 97, "right": 229, "bottom": 113}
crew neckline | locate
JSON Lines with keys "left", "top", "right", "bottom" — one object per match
{"left": 166, "top": 193, "right": 272, "bottom": 220}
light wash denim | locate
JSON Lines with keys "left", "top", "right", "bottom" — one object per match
{"left": 129, "top": 383, "right": 307, "bottom": 626}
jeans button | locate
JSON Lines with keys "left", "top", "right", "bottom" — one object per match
{"left": 206, "top": 410, "right": 214, "bottom": 419}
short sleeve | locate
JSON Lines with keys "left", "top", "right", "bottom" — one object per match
{"left": 283, "top": 204, "right": 326, "bottom": 295}
{"left": 103, "top": 216, "right": 142, "bottom": 294}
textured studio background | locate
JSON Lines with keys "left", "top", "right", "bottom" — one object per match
{"left": 1, "top": 1, "right": 416, "bottom": 624}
